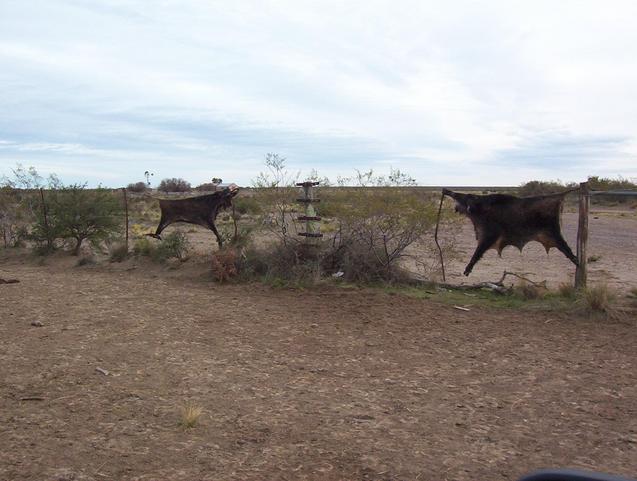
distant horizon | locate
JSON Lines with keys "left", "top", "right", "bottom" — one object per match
{"left": 2, "top": 1, "right": 636, "bottom": 186}
{"left": 4, "top": 160, "right": 635, "bottom": 191}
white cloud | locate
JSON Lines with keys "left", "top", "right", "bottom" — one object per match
{"left": 0, "top": 0, "right": 636, "bottom": 186}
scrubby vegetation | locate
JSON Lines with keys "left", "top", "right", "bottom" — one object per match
{"left": 126, "top": 181, "right": 148, "bottom": 193}
{"left": 236, "top": 154, "right": 452, "bottom": 285}
{"left": 519, "top": 176, "right": 636, "bottom": 197}
{"left": 133, "top": 231, "right": 189, "bottom": 263}
{"left": 158, "top": 178, "right": 191, "bottom": 193}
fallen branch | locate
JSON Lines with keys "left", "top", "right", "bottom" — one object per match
{"left": 497, "top": 270, "right": 548, "bottom": 289}
{"left": 437, "top": 270, "right": 547, "bottom": 294}
{"left": 0, "top": 278, "right": 20, "bottom": 284}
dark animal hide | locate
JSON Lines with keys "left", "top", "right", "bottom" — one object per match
{"left": 442, "top": 188, "right": 579, "bottom": 276}
{"left": 148, "top": 184, "right": 239, "bottom": 247}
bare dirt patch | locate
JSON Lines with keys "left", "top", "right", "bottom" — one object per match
{"left": 1, "top": 253, "right": 635, "bottom": 481}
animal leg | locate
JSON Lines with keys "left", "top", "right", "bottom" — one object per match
{"left": 207, "top": 220, "right": 223, "bottom": 248}
{"left": 147, "top": 215, "right": 170, "bottom": 240}
{"left": 551, "top": 230, "right": 579, "bottom": 266}
{"left": 464, "top": 235, "right": 498, "bottom": 276}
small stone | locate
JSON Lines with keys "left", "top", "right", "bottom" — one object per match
{"left": 31, "top": 321, "right": 43, "bottom": 327}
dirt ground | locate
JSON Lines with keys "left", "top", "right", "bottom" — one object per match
{"left": 444, "top": 209, "right": 637, "bottom": 293}
{"left": 1, "top": 250, "right": 636, "bottom": 481}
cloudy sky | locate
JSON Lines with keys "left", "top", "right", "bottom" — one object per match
{"left": 1, "top": 0, "right": 636, "bottom": 187}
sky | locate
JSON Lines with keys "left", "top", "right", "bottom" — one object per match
{"left": 1, "top": 0, "right": 636, "bottom": 187}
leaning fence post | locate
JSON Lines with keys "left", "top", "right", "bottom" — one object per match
{"left": 121, "top": 188, "right": 129, "bottom": 251}
{"left": 575, "top": 181, "right": 589, "bottom": 289}
{"left": 39, "top": 187, "right": 52, "bottom": 250}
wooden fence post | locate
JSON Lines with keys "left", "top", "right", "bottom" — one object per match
{"left": 121, "top": 188, "right": 129, "bottom": 250}
{"left": 575, "top": 181, "right": 589, "bottom": 289}
{"left": 39, "top": 187, "right": 52, "bottom": 250}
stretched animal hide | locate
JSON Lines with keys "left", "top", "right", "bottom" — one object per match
{"left": 148, "top": 184, "right": 239, "bottom": 247}
{"left": 442, "top": 189, "right": 578, "bottom": 276}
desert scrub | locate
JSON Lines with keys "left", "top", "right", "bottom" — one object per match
{"left": 134, "top": 231, "right": 189, "bottom": 262}
{"left": 513, "top": 282, "right": 545, "bottom": 300}
{"left": 557, "top": 282, "right": 577, "bottom": 299}
{"left": 211, "top": 248, "right": 239, "bottom": 282}
{"left": 130, "top": 223, "right": 150, "bottom": 238}
{"left": 179, "top": 404, "right": 203, "bottom": 428}
{"left": 233, "top": 195, "right": 261, "bottom": 215}
{"left": 109, "top": 242, "right": 129, "bottom": 262}
{"left": 579, "top": 284, "right": 616, "bottom": 318}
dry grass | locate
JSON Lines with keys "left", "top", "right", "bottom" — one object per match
{"left": 179, "top": 404, "right": 203, "bottom": 429}
{"left": 109, "top": 242, "right": 129, "bottom": 263}
{"left": 557, "top": 282, "right": 577, "bottom": 299}
{"left": 579, "top": 284, "right": 616, "bottom": 318}
{"left": 513, "top": 282, "right": 544, "bottom": 300}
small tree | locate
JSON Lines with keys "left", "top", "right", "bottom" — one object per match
{"left": 47, "top": 185, "right": 123, "bottom": 255}
{"left": 158, "top": 178, "right": 191, "bottom": 192}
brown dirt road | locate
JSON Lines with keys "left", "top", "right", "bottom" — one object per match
{"left": 1, "top": 253, "right": 635, "bottom": 481}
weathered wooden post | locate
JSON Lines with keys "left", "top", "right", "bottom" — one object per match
{"left": 121, "top": 188, "right": 129, "bottom": 251}
{"left": 39, "top": 187, "right": 52, "bottom": 250}
{"left": 296, "top": 181, "right": 322, "bottom": 250}
{"left": 575, "top": 181, "right": 589, "bottom": 289}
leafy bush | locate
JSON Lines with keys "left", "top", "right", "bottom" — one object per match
{"left": 36, "top": 185, "right": 123, "bottom": 255}
{"left": 158, "top": 178, "right": 191, "bottom": 192}
{"left": 233, "top": 195, "right": 261, "bottom": 215}
{"left": 1, "top": 165, "right": 55, "bottom": 249}
{"left": 155, "top": 231, "right": 189, "bottom": 261}
{"left": 134, "top": 231, "right": 189, "bottom": 262}
{"left": 127, "top": 182, "right": 148, "bottom": 193}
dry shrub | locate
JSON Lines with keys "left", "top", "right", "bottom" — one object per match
{"left": 557, "top": 282, "right": 577, "bottom": 299}
{"left": 513, "top": 282, "right": 544, "bottom": 300}
{"left": 109, "top": 242, "right": 129, "bottom": 262}
{"left": 126, "top": 181, "right": 147, "bottom": 193}
{"left": 211, "top": 248, "right": 239, "bottom": 282}
{"left": 76, "top": 255, "right": 96, "bottom": 267}
{"left": 579, "top": 284, "right": 616, "bottom": 318}
{"left": 179, "top": 404, "right": 203, "bottom": 428}
{"left": 158, "top": 178, "right": 191, "bottom": 193}
{"left": 241, "top": 242, "right": 321, "bottom": 285}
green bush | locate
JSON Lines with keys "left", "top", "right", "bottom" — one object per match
{"left": 233, "top": 195, "right": 261, "bottom": 215}
{"left": 38, "top": 185, "right": 123, "bottom": 255}
{"left": 155, "top": 231, "right": 189, "bottom": 261}
{"left": 134, "top": 231, "right": 189, "bottom": 262}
